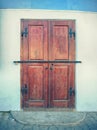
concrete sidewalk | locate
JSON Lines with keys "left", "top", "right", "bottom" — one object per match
{"left": 0, "top": 111, "right": 97, "bottom": 130}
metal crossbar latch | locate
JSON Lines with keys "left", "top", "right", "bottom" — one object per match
{"left": 13, "top": 60, "right": 82, "bottom": 64}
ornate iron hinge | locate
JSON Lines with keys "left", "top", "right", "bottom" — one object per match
{"left": 21, "top": 84, "right": 28, "bottom": 95}
{"left": 21, "top": 28, "right": 28, "bottom": 37}
{"left": 69, "top": 28, "right": 75, "bottom": 39}
{"left": 69, "top": 87, "right": 75, "bottom": 96}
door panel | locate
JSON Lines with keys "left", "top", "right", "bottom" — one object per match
{"left": 52, "top": 25, "right": 69, "bottom": 60}
{"left": 50, "top": 64, "right": 70, "bottom": 107}
{"left": 53, "top": 65, "right": 69, "bottom": 100}
{"left": 26, "top": 65, "right": 47, "bottom": 107}
{"left": 28, "top": 25, "right": 44, "bottom": 60}
{"left": 21, "top": 20, "right": 75, "bottom": 108}
{"left": 28, "top": 65, "right": 44, "bottom": 100}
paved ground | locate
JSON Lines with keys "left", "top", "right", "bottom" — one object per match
{"left": 0, "top": 111, "right": 97, "bottom": 130}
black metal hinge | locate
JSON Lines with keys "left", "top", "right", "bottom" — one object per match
{"left": 21, "top": 28, "right": 28, "bottom": 37}
{"left": 69, "top": 28, "right": 75, "bottom": 39}
{"left": 69, "top": 87, "right": 75, "bottom": 96}
{"left": 21, "top": 84, "right": 28, "bottom": 95}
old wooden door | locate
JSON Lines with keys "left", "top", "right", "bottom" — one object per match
{"left": 21, "top": 20, "right": 75, "bottom": 108}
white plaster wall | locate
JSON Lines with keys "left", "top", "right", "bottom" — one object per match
{"left": 0, "top": 9, "right": 97, "bottom": 111}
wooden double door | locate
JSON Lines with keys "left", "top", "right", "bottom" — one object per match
{"left": 21, "top": 20, "right": 75, "bottom": 108}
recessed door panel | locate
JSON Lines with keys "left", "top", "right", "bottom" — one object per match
{"left": 53, "top": 26, "right": 69, "bottom": 60}
{"left": 28, "top": 65, "right": 44, "bottom": 100}
{"left": 28, "top": 26, "right": 44, "bottom": 60}
{"left": 53, "top": 65, "right": 69, "bottom": 100}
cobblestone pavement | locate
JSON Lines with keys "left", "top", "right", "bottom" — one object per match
{"left": 0, "top": 112, "right": 97, "bottom": 130}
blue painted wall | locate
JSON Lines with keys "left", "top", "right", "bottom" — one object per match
{"left": 0, "top": 0, "right": 97, "bottom": 12}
